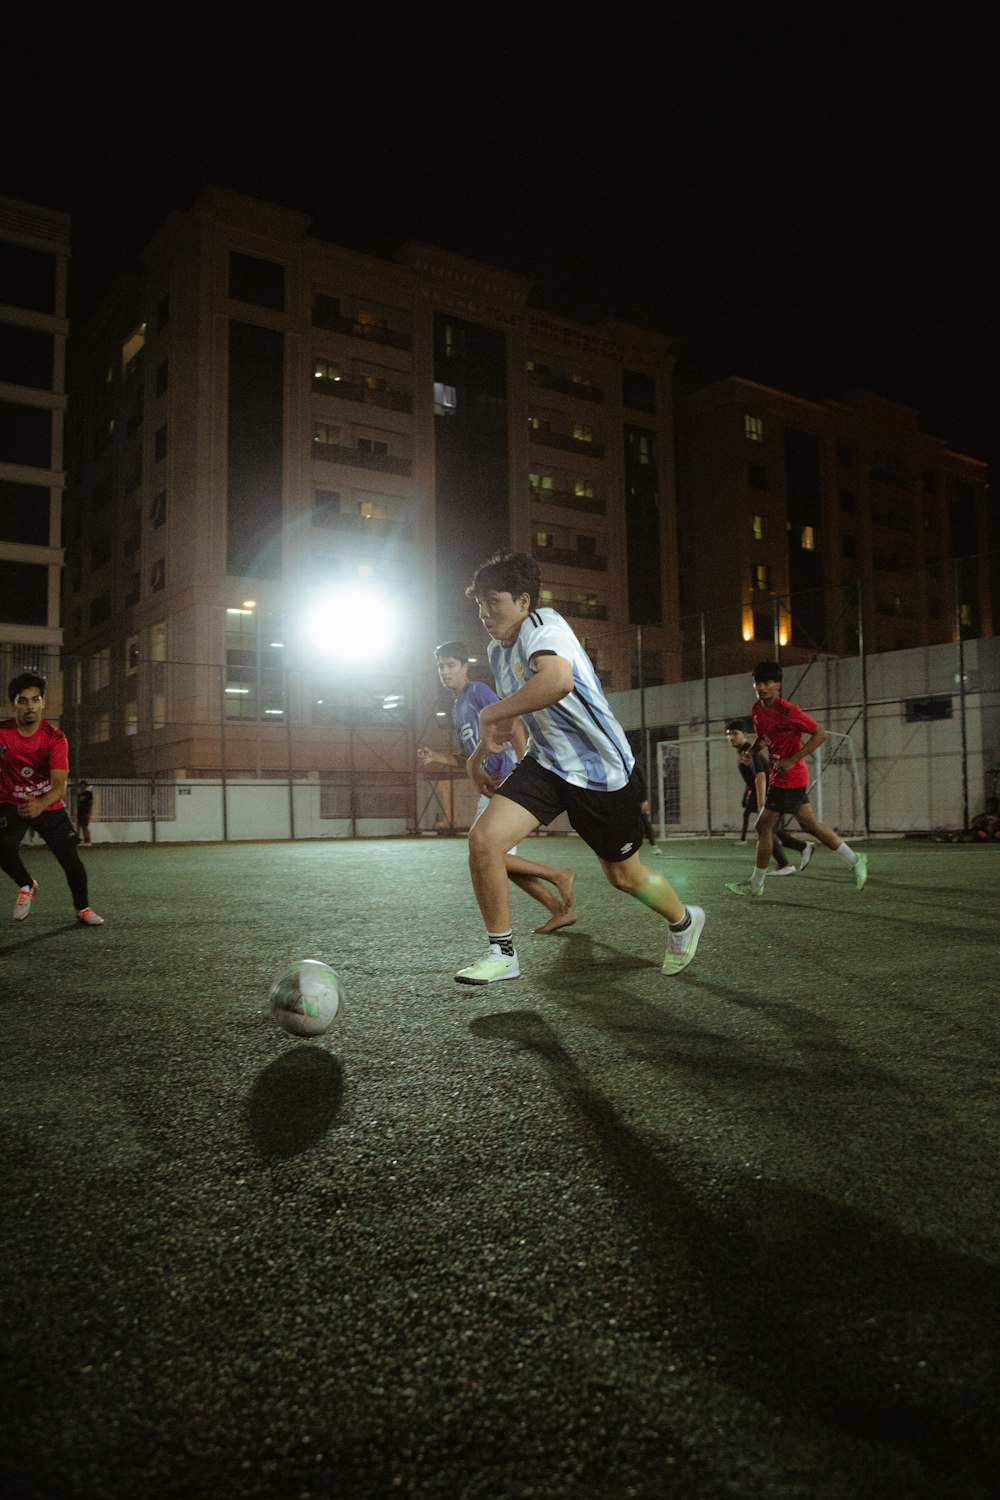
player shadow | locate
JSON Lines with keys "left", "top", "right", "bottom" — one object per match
{"left": 0, "top": 921, "right": 82, "bottom": 956}
{"left": 247, "top": 1046, "right": 344, "bottom": 1159}
{"left": 469, "top": 1007, "right": 998, "bottom": 1486}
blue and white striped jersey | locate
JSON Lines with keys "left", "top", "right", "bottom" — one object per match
{"left": 487, "top": 608, "right": 634, "bottom": 791}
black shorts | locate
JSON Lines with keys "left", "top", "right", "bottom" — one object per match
{"left": 496, "top": 756, "right": 645, "bottom": 864}
{"left": 764, "top": 785, "right": 809, "bottom": 816}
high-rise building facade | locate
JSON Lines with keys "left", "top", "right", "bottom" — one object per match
{"left": 676, "top": 378, "right": 991, "bottom": 677}
{"left": 64, "top": 188, "right": 679, "bottom": 775}
{"left": 0, "top": 196, "right": 71, "bottom": 710}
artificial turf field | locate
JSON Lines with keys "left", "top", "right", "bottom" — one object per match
{"left": 1, "top": 836, "right": 997, "bottom": 1500}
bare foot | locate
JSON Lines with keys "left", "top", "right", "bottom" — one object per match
{"left": 534, "top": 909, "right": 578, "bottom": 934}
{"left": 554, "top": 868, "right": 576, "bottom": 912}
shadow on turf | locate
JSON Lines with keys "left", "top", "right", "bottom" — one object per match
{"left": 247, "top": 1047, "right": 344, "bottom": 1159}
{"left": 0, "top": 920, "right": 83, "bottom": 955}
{"left": 470, "top": 1007, "right": 999, "bottom": 1489}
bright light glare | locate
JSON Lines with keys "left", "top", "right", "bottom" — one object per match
{"left": 303, "top": 587, "right": 398, "bottom": 663}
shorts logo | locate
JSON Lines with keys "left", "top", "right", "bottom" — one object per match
{"left": 620, "top": 841, "right": 635, "bottom": 854}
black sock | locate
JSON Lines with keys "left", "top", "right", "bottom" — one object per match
{"left": 669, "top": 910, "right": 690, "bottom": 932}
{"left": 488, "top": 931, "right": 515, "bottom": 957}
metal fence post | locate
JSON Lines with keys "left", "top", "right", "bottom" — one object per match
{"left": 954, "top": 557, "right": 970, "bottom": 831}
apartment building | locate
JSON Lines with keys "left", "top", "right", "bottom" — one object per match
{"left": 676, "top": 377, "right": 991, "bottom": 678}
{"left": 0, "top": 196, "right": 71, "bottom": 711}
{"left": 64, "top": 187, "right": 679, "bottom": 775}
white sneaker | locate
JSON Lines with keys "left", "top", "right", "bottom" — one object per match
{"left": 14, "top": 880, "right": 37, "bottom": 922}
{"left": 799, "top": 843, "right": 815, "bottom": 872}
{"left": 76, "top": 907, "right": 105, "bottom": 927}
{"left": 768, "top": 865, "right": 797, "bottom": 876}
{"left": 454, "top": 944, "right": 520, "bottom": 985}
{"left": 662, "top": 905, "right": 705, "bottom": 976}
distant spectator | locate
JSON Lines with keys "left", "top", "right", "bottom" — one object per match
{"left": 76, "top": 780, "right": 94, "bottom": 844}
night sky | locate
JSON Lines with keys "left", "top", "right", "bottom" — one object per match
{"left": 4, "top": 5, "right": 994, "bottom": 485}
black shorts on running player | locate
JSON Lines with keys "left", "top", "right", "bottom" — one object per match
{"left": 495, "top": 756, "right": 645, "bottom": 864}
{"left": 763, "top": 785, "right": 808, "bottom": 816}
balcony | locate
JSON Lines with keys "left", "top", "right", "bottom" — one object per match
{"left": 312, "top": 312, "right": 411, "bottom": 352}
{"left": 312, "top": 442, "right": 412, "bottom": 477}
{"left": 529, "top": 370, "right": 604, "bottom": 403}
{"left": 532, "top": 544, "right": 608, "bottom": 572}
{"left": 530, "top": 486, "right": 606, "bottom": 516}
{"left": 313, "top": 377, "right": 412, "bottom": 414}
{"left": 550, "top": 596, "right": 608, "bottom": 621}
{"left": 529, "top": 429, "right": 605, "bottom": 459}
{"left": 312, "top": 513, "right": 414, "bottom": 542}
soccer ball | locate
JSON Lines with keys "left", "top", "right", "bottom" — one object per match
{"left": 269, "top": 959, "right": 344, "bottom": 1038}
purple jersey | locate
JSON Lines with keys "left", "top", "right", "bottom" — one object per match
{"left": 453, "top": 681, "right": 516, "bottom": 783}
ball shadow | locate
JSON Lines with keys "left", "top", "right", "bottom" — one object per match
{"left": 247, "top": 1046, "right": 344, "bottom": 1159}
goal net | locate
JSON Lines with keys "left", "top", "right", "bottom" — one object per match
{"left": 656, "top": 732, "right": 863, "bottom": 839}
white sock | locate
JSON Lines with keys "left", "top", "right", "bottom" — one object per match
{"left": 750, "top": 868, "right": 766, "bottom": 889}
{"left": 835, "top": 841, "right": 858, "bottom": 867}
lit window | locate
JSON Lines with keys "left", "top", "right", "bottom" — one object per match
{"left": 536, "top": 531, "right": 553, "bottom": 547}
{"left": 125, "top": 701, "right": 138, "bottom": 736}
{"left": 573, "top": 422, "right": 593, "bottom": 443}
{"left": 752, "top": 514, "right": 766, "bottom": 541}
{"left": 754, "top": 563, "right": 771, "bottom": 591}
{"left": 314, "top": 358, "right": 342, "bottom": 383}
{"left": 313, "top": 422, "right": 340, "bottom": 445}
{"left": 121, "top": 323, "right": 146, "bottom": 374}
{"left": 433, "top": 382, "right": 457, "bottom": 416}
{"left": 745, "top": 415, "right": 764, "bottom": 442}
{"left": 801, "top": 525, "right": 816, "bottom": 550}
{"left": 150, "top": 622, "right": 167, "bottom": 662}
{"left": 529, "top": 415, "right": 550, "bottom": 432}
{"left": 574, "top": 479, "right": 594, "bottom": 497}
{"left": 357, "top": 500, "right": 388, "bottom": 521}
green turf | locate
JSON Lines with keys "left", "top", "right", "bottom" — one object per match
{"left": 1, "top": 838, "right": 997, "bottom": 1500}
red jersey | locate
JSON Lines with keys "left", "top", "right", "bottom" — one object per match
{"left": 751, "top": 696, "right": 818, "bottom": 789}
{"left": 0, "top": 718, "right": 69, "bottom": 808}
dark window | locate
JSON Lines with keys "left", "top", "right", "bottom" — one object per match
{"left": 839, "top": 489, "right": 856, "bottom": 513}
{"left": 0, "top": 480, "right": 49, "bottom": 544}
{"left": 312, "top": 489, "right": 342, "bottom": 525}
{"left": 905, "top": 696, "right": 952, "bottom": 723}
{"left": 154, "top": 424, "right": 168, "bottom": 461}
{"left": 0, "top": 323, "right": 55, "bottom": 389}
{"left": 752, "top": 609, "right": 772, "bottom": 641}
{"left": 0, "top": 559, "right": 48, "bottom": 624}
{"left": 748, "top": 463, "right": 768, "bottom": 490}
{"left": 229, "top": 252, "right": 285, "bottom": 312}
{"left": 621, "top": 368, "right": 656, "bottom": 413}
{"left": 841, "top": 534, "right": 857, "bottom": 558}
{"left": 0, "top": 400, "right": 51, "bottom": 468}
{"left": 155, "top": 359, "right": 169, "bottom": 396}
{"left": 92, "top": 477, "right": 114, "bottom": 513}
{"left": 151, "top": 491, "right": 167, "bottom": 527}
{"left": 837, "top": 443, "right": 856, "bottom": 466}
{"left": 89, "top": 591, "right": 112, "bottom": 626}
{"left": 312, "top": 293, "right": 341, "bottom": 330}
{"left": 0, "top": 241, "right": 56, "bottom": 314}
{"left": 227, "top": 320, "right": 284, "bottom": 579}
{"left": 90, "top": 533, "right": 112, "bottom": 569}
{"left": 922, "top": 470, "right": 938, "bottom": 494}
{"left": 151, "top": 558, "right": 165, "bottom": 591}
{"left": 157, "top": 294, "right": 170, "bottom": 331}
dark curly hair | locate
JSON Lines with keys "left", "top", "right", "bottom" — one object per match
{"left": 465, "top": 551, "right": 541, "bottom": 610}
{"left": 8, "top": 671, "right": 47, "bottom": 703}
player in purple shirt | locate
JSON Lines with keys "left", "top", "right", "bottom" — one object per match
{"left": 418, "top": 642, "right": 577, "bottom": 933}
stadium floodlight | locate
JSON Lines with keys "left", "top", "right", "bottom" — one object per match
{"left": 302, "top": 586, "right": 399, "bottom": 664}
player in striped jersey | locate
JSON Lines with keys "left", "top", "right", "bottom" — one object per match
{"left": 453, "top": 552, "right": 704, "bottom": 985}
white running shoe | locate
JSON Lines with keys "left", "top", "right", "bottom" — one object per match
{"left": 76, "top": 907, "right": 105, "bottom": 926}
{"left": 854, "top": 853, "right": 868, "bottom": 891}
{"left": 454, "top": 944, "right": 520, "bottom": 985}
{"left": 799, "top": 842, "right": 815, "bottom": 872}
{"left": 768, "top": 865, "right": 797, "bottom": 876}
{"left": 14, "top": 880, "right": 37, "bottom": 922}
{"left": 662, "top": 905, "right": 705, "bottom": 976}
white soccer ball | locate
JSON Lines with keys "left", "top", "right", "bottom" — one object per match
{"left": 269, "top": 959, "right": 344, "bottom": 1038}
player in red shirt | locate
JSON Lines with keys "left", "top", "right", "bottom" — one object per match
{"left": 1, "top": 672, "right": 104, "bottom": 925}
{"left": 726, "top": 660, "right": 868, "bottom": 899}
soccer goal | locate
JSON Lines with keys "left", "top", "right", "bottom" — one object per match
{"left": 656, "top": 731, "right": 863, "bottom": 839}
